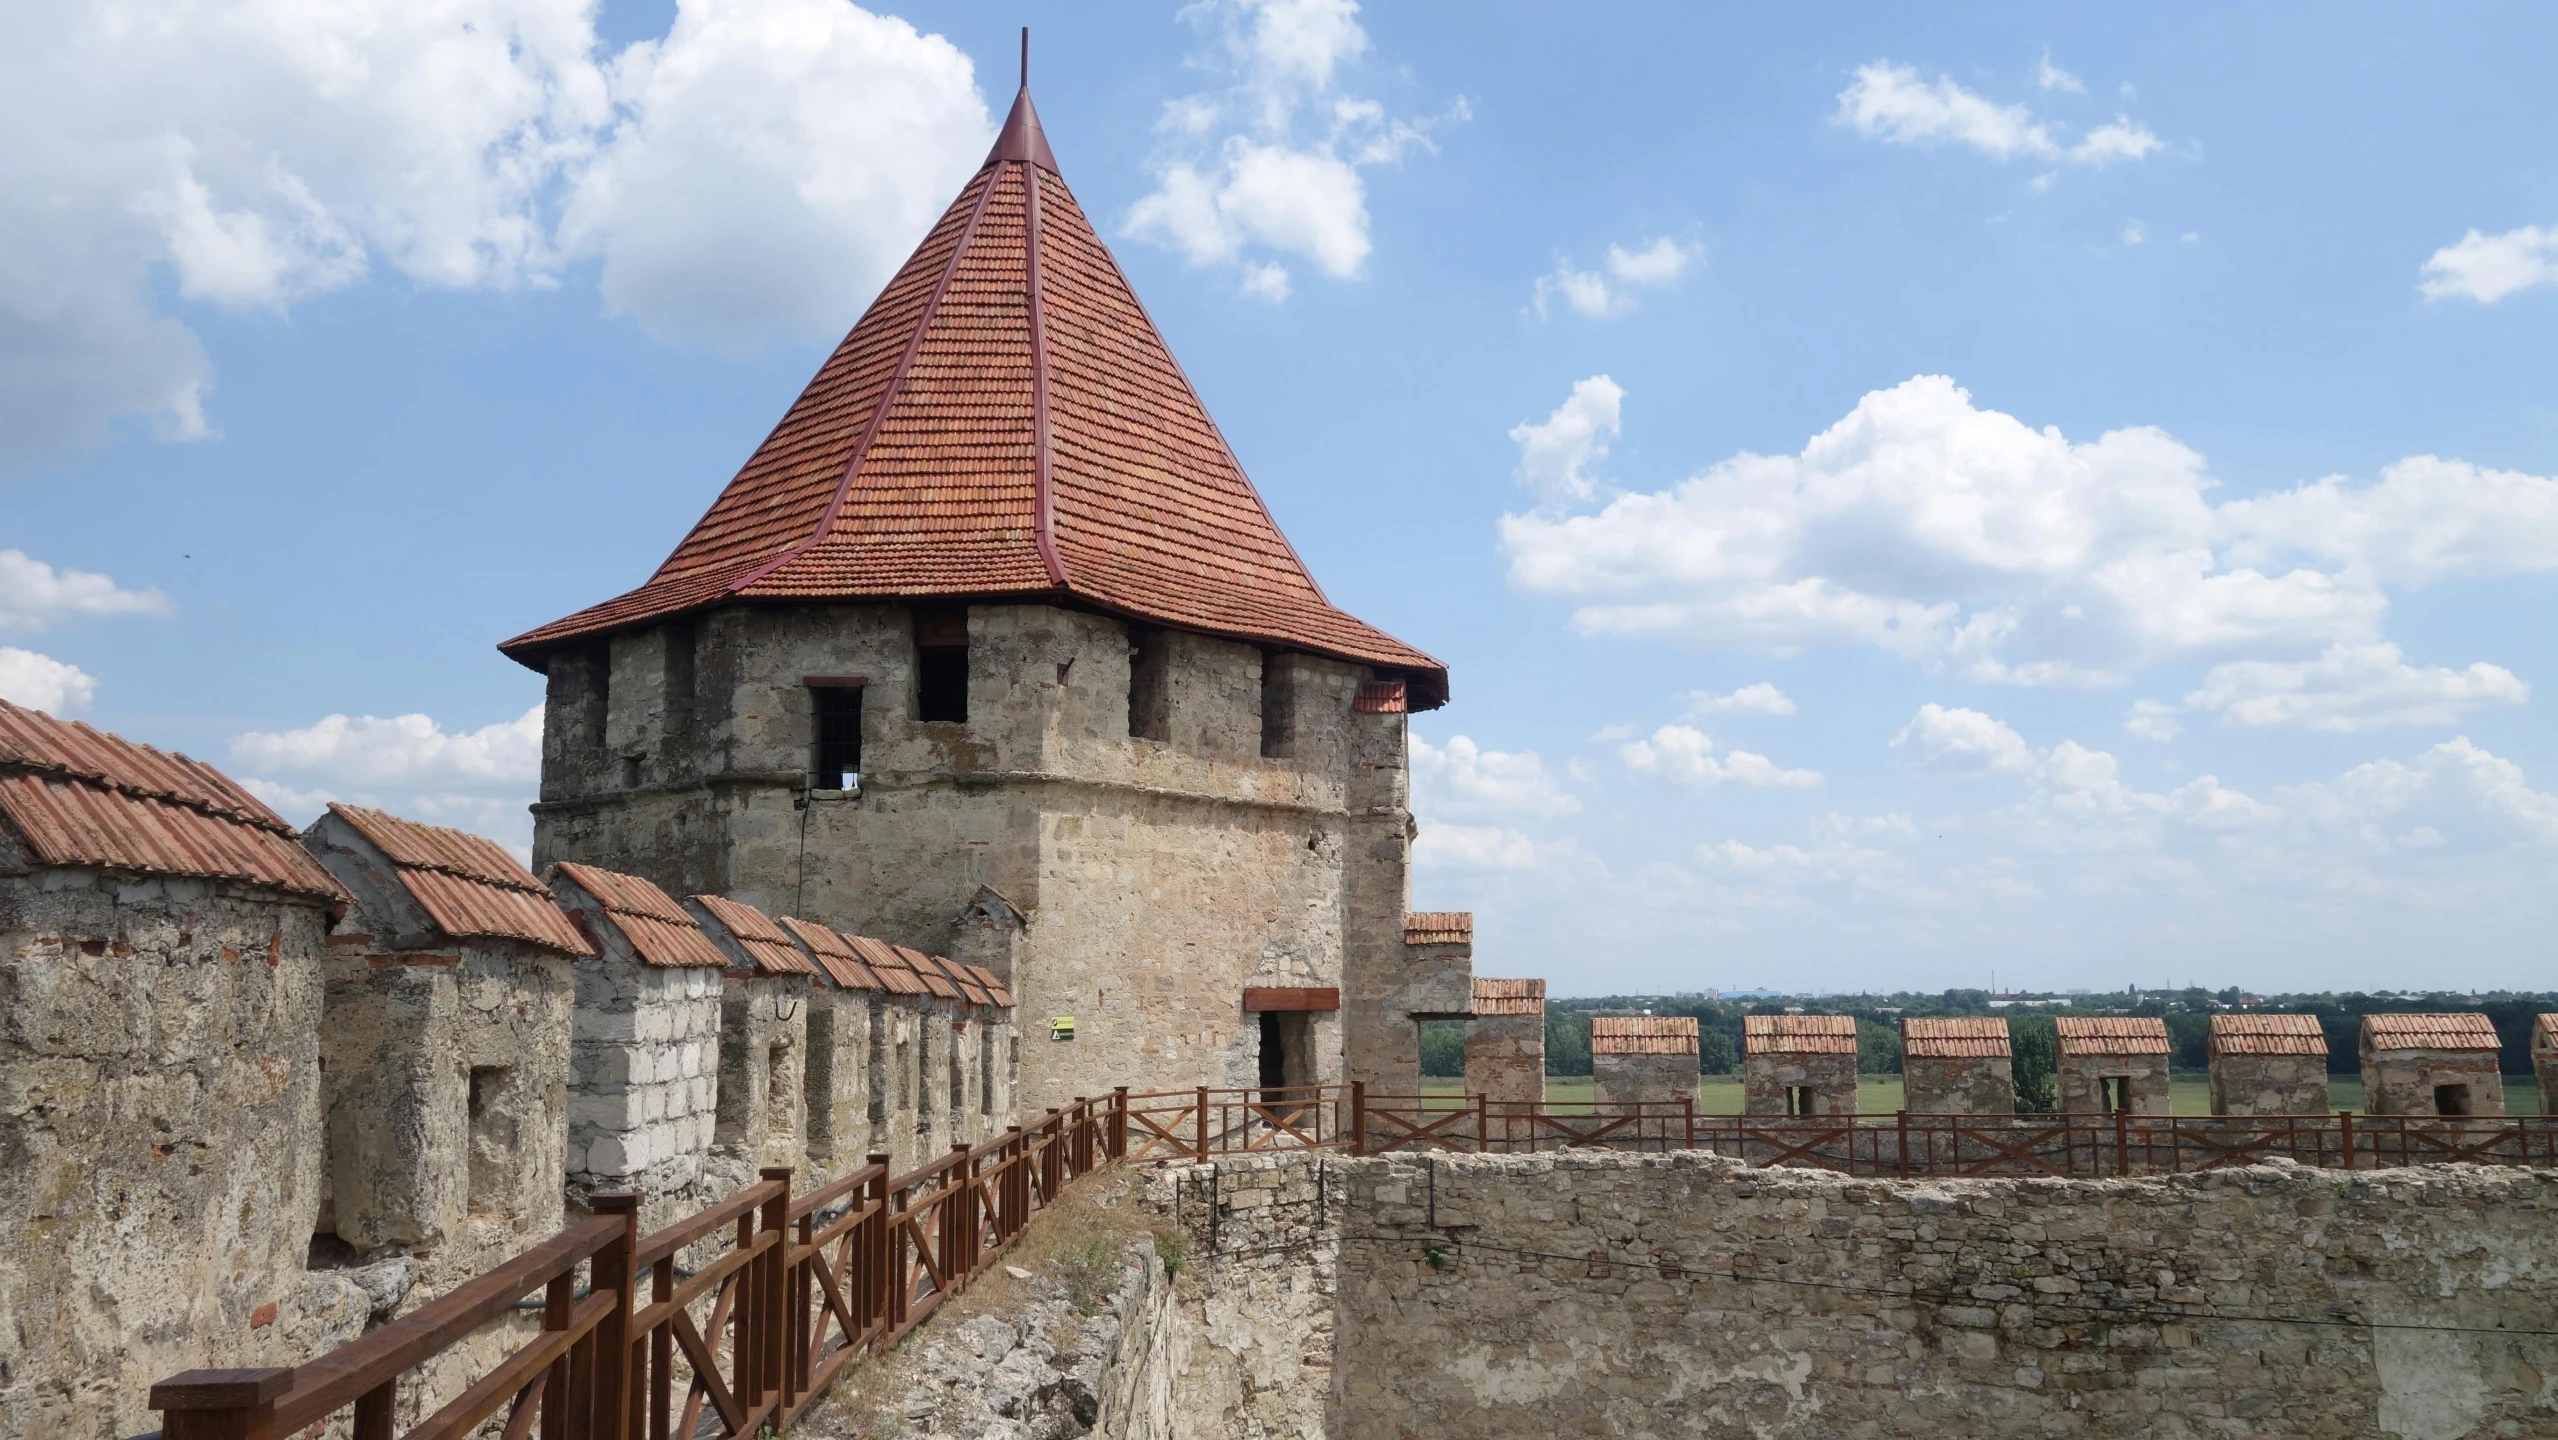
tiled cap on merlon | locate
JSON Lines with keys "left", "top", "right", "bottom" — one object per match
{"left": 1592, "top": 1015, "right": 1699, "bottom": 1056}
{"left": 1901, "top": 1016, "right": 2011, "bottom": 1059}
{"left": 303, "top": 804, "right": 590, "bottom": 955}
{"left": 1405, "top": 912, "right": 1472, "bottom": 947}
{"left": 2360, "top": 1013, "right": 2500, "bottom": 1053}
{"left": 776, "top": 915, "right": 882, "bottom": 991}
{"left": 0, "top": 698, "right": 347, "bottom": 907}
{"left": 548, "top": 862, "right": 728, "bottom": 969}
{"left": 687, "top": 894, "right": 817, "bottom": 978}
{"left": 1471, "top": 977, "right": 1544, "bottom": 1017}
{"left": 496, "top": 33, "right": 1446, "bottom": 711}
{"left": 2208, "top": 1012, "right": 2327, "bottom": 1058}
{"left": 1746, "top": 1014, "right": 1858, "bottom": 1056}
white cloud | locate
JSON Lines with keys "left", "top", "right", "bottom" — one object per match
{"left": 1619, "top": 724, "right": 1820, "bottom": 789}
{"left": 2121, "top": 219, "right": 2146, "bottom": 246}
{"left": 0, "top": 549, "right": 172, "bottom": 630}
{"left": 0, "top": 647, "right": 99, "bottom": 713}
{"left": 1892, "top": 704, "right": 2038, "bottom": 777}
{"left": 2035, "top": 53, "right": 2085, "bottom": 93}
{"left": 1680, "top": 683, "right": 1797, "bottom": 717}
{"left": 1530, "top": 236, "right": 1701, "bottom": 320}
{"left": 560, "top": 0, "right": 991, "bottom": 351}
{"left": 2124, "top": 698, "right": 2182, "bottom": 742}
{"left": 1414, "top": 821, "right": 1542, "bottom": 871}
{"left": 2183, "top": 642, "right": 2528, "bottom": 733}
{"left": 1410, "top": 734, "right": 1580, "bottom": 820}
{"left": 1122, "top": 0, "right": 1458, "bottom": 300}
{"left": 1509, "top": 375, "right": 1623, "bottom": 507}
{"left": 2418, "top": 224, "right": 2558, "bottom": 304}
{"left": 232, "top": 705, "right": 543, "bottom": 786}
{"left": 2289, "top": 737, "right": 2558, "bottom": 847}
{"left": 0, "top": 0, "right": 992, "bottom": 461}
{"left": 1502, "top": 375, "right": 2558, "bottom": 689}
{"left": 1834, "top": 62, "right": 2158, "bottom": 168}
{"left": 231, "top": 703, "right": 543, "bottom": 855}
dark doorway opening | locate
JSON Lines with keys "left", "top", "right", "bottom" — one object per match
{"left": 2101, "top": 1076, "right": 2133, "bottom": 1114}
{"left": 1259, "top": 1011, "right": 1287, "bottom": 1090}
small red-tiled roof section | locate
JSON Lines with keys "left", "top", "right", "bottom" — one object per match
{"left": 691, "top": 895, "right": 817, "bottom": 977}
{"left": 550, "top": 862, "right": 727, "bottom": 968}
{"left": 1405, "top": 912, "right": 1472, "bottom": 946}
{"left": 2054, "top": 1016, "right": 2171, "bottom": 1057}
{"left": 963, "top": 964, "right": 1014, "bottom": 1009}
{"left": 2208, "top": 1013, "right": 2328, "bottom": 1058}
{"left": 897, "top": 946, "right": 962, "bottom": 1001}
{"left": 497, "top": 80, "right": 1445, "bottom": 711}
{"left": 2361, "top": 1013, "right": 2500, "bottom": 1052}
{"left": 777, "top": 916, "right": 880, "bottom": 990}
{"left": 0, "top": 699, "right": 347, "bottom": 906}
{"left": 845, "top": 935, "right": 931, "bottom": 996}
{"left": 1745, "top": 1014, "right": 1859, "bottom": 1056}
{"left": 1592, "top": 1015, "right": 1699, "bottom": 1056}
{"left": 1901, "top": 1016, "right": 2010, "bottom": 1060}
{"left": 2537, "top": 1014, "right": 2558, "bottom": 1051}
{"left": 328, "top": 804, "right": 590, "bottom": 955}
{"left": 1471, "top": 977, "right": 1544, "bottom": 1017}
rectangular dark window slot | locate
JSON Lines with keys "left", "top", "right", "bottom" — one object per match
{"left": 1259, "top": 651, "right": 1291, "bottom": 758}
{"left": 1128, "top": 627, "right": 1171, "bottom": 740}
{"left": 812, "top": 684, "right": 863, "bottom": 789}
{"left": 2435, "top": 1083, "right": 2471, "bottom": 1116}
{"left": 1787, "top": 1085, "right": 1813, "bottom": 1117}
{"left": 2101, "top": 1076, "right": 2131, "bottom": 1114}
{"left": 466, "top": 1066, "right": 514, "bottom": 1215}
{"left": 915, "top": 607, "right": 970, "bottom": 724}
{"left": 584, "top": 642, "right": 612, "bottom": 749}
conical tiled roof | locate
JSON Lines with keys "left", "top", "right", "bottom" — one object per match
{"left": 502, "top": 72, "right": 1445, "bottom": 708}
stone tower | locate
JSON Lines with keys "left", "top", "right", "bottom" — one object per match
{"left": 499, "top": 71, "right": 1456, "bottom": 1114}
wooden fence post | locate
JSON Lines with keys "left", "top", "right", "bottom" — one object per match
{"left": 758, "top": 1168, "right": 792, "bottom": 1415}
{"left": 1477, "top": 1091, "right": 1490, "bottom": 1153}
{"left": 588, "top": 1192, "right": 638, "bottom": 1440}
{"left": 1112, "top": 1086, "right": 1130, "bottom": 1159}
{"left": 867, "top": 1153, "right": 893, "bottom": 1343}
{"left": 151, "top": 1367, "right": 291, "bottom": 1440}
{"left": 1351, "top": 1081, "right": 1367, "bottom": 1158}
{"left": 1195, "top": 1085, "right": 1210, "bottom": 1160}
{"left": 2113, "top": 1108, "right": 2130, "bottom": 1177}
{"left": 2337, "top": 1111, "right": 2356, "bottom": 1171}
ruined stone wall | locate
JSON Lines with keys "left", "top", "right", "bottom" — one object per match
{"left": 713, "top": 972, "right": 809, "bottom": 1176}
{"left": 1595, "top": 1051, "right": 1695, "bottom": 1107}
{"left": 1743, "top": 1052, "right": 1858, "bottom": 1116}
{"left": 2360, "top": 1046, "right": 2504, "bottom": 1117}
{"left": 1464, "top": 1013, "right": 1544, "bottom": 1106}
{"left": 2207, "top": 1052, "right": 2328, "bottom": 1117}
{"left": 1902, "top": 1056, "right": 2013, "bottom": 1115}
{"left": 533, "top": 602, "right": 1398, "bottom": 1124}
{"left": 0, "top": 872, "right": 347, "bottom": 1440}
{"left": 2539, "top": 1037, "right": 2558, "bottom": 1119}
{"left": 804, "top": 988, "right": 874, "bottom": 1183}
{"left": 1325, "top": 1153, "right": 2558, "bottom": 1440}
{"left": 2057, "top": 1053, "right": 2170, "bottom": 1116}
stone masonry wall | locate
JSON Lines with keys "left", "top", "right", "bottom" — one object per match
{"left": 1464, "top": 1012, "right": 1545, "bottom": 1107}
{"left": 803, "top": 987, "right": 874, "bottom": 1183}
{"left": 0, "top": 872, "right": 343, "bottom": 1440}
{"left": 713, "top": 972, "right": 808, "bottom": 1175}
{"left": 2207, "top": 1053, "right": 2328, "bottom": 1117}
{"left": 566, "top": 953, "right": 724, "bottom": 1222}
{"left": 1595, "top": 1051, "right": 1695, "bottom": 1107}
{"left": 1744, "top": 1052, "right": 1859, "bottom": 1116}
{"left": 1903, "top": 1055, "right": 2014, "bottom": 1115}
{"left": 1325, "top": 1152, "right": 2558, "bottom": 1439}
{"left": 2539, "top": 1036, "right": 2558, "bottom": 1119}
{"left": 2360, "top": 1047, "right": 2505, "bottom": 1117}
{"left": 2058, "top": 1053, "right": 2171, "bottom": 1116}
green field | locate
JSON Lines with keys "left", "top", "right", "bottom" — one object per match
{"left": 1424, "top": 1074, "right": 2545, "bottom": 1116}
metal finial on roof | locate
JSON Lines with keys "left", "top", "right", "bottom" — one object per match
{"left": 1021, "top": 27, "right": 1029, "bottom": 89}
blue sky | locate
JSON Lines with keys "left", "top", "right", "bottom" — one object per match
{"left": 9, "top": 2, "right": 2558, "bottom": 995}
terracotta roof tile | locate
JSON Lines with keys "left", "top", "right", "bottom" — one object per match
{"left": 1471, "top": 977, "right": 1544, "bottom": 1017}
{"left": 962, "top": 964, "right": 1014, "bottom": 1009}
{"left": 500, "top": 85, "right": 1444, "bottom": 709}
{"left": 777, "top": 915, "right": 881, "bottom": 990}
{"left": 2208, "top": 1013, "right": 2328, "bottom": 1058}
{"left": 2538, "top": 1013, "right": 2558, "bottom": 1050}
{"left": 1405, "top": 911, "right": 1471, "bottom": 946}
{"left": 2361, "top": 1013, "right": 2499, "bottom": 1052}
{"left": 1592, "top": 1015, "right": 1699, "bottom": 1056}
{"left": 328, "top": 804, "right": 588, "bottom": 955}
{"left": 1902, "top": 1016, "right": 2011, "bottom": 1059}
{"left": 690, "top": 894, "right": 817, "bottom": 977}
{"left": 1745, "top": 1013, "right": 1860, "bottom": 1055}
{"left": 897, "top": 945, "right": 962, "bottom": 1001}
{"left": 549, "top": 862, "right": 726, "bottom": 968}
{"left": 0, "top": 699, "right": 347, "bottom": 905}
{"left": 2054, "top": 1015, "right": 2170, "bottom": 1056}
{"left": 845, "top": 935, "right": 930, "bottom": 996}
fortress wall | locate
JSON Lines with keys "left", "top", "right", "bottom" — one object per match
{"left": 1159, "top": 1150, "right": 2558, "bottom": 1440}
{"left": 1328, "top": 1152, "right": 2558, "bottom": 1440}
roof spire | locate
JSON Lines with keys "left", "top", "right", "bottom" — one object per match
{"left": 986, "top": 27, "right": 1057, "bottom": 171}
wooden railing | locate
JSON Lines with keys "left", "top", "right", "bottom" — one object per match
{"left": 151, "top": 1095, "right": 1123, "bottom": 1440}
